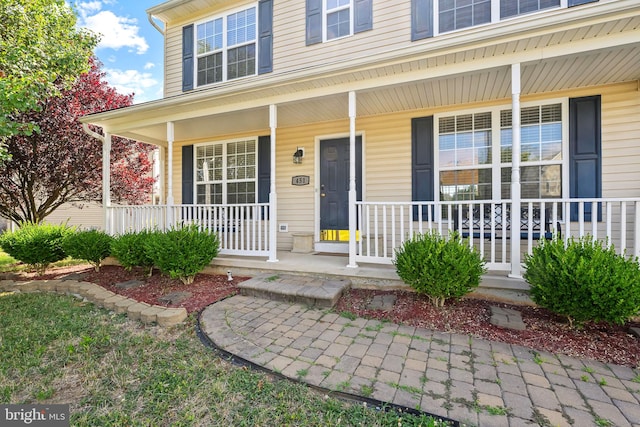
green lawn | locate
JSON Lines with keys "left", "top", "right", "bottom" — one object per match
{"left": 0, "top": 249, "right": 86, "bottom": 273}
{"left": 0, "top": 292, "right": 449, "bottom": 426}
{"left": 0, "top": 249, "right": 16, "bottom": 271}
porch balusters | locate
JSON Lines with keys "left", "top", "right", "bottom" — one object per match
{"left": 354, "top": 198, "right": 640, "bottom": 270}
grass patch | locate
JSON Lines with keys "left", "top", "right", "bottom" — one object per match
{"left": 0, "top": 249, "right": 86, "bottom": 273}
{"left": 339, "top": 311, "right": 357, "bottom": 321}
{"left": 0, "top": 250, "right": 16, "bottom": 270}
{"left": 0, "top": 292, "right": 452, "bottom": 426}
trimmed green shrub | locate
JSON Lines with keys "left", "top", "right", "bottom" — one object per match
{"left": 0, "top": 223, "right": 72, "bottom": 275}
{"left": 62, "top": 229, "right": 113, "bottom": 272}
{"left": 144, "top": 224, "right": 220, "bottom": 284}
{"left": 393, "top": 231, "right": 486, "bottom": 307}
{"left": 524, "top": 236, "right": 640, "bottom": 328}
{"left": 110, "top": 230, "right": 157, "bottom": 276}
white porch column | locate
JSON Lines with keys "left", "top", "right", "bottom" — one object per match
{"left": 102, "top": 132, "right": 112, "bottom": 233}
{"left": 510, "top": 64, "right": 522, "bottom": 278}
{"left": 347, "top": 91, "right": 358, "bottom": 268}
{"left": 166, "top": 122, "right": 175, "bottom": 229}
{"left": 268, "top": 104, "right": 279, "bottom": 262}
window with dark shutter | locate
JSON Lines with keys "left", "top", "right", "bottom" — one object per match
{"left": 182, "top": 145, "right": 194, "bottom": 204}
{"left": 306, "top": 0, "right": 323, "bottom": 45}
{"left": 412, "top": 116, "right": 435, "bottom": 220}
{"left": 182, "top": 25, "right": 194, "bottom": 92}
{"left": 569, "top": 96, "right": 601, "bottom": 221}
{"left": 258, "top": 0, "right": 273, "bottom": 74}
{"left": 411, "top": 0, "right": 433, "bottom": 41}
{"left": 307, "top": 0, "right": 372, "bottom": 45}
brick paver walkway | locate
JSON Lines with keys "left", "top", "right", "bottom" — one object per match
{"left": 200, "top": 295, "right": 640, "bottom": 427}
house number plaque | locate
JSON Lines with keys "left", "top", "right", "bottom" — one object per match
{"left": 292, "top": 175, "right": 310, "bottom": 186}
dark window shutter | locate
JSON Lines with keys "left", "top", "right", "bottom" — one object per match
{"left": 182, "top": 145, "right": 194, "bottom": 204}
{"left": 569, "top": 96, "right": 601, "bottom": 221}
{"left": 354, "top": 0, "right": 373, "bottom": 34}
{"left": 258, "top": 136, "right": 271, "bottom": 203}
{"left": 182, "top": 25, "right": 194, "bottom": 92}
{"left": 306, "top": 0, "right": 323, "bottom": 45}
{"left": 569, "top": 0, "right": 598, "bottom": 6}
{"left": 258, "top": 0, "right": 273, "bottom": 74}
{"left": 412, "top": 117, "right": 434, "bottom": 220}
{"left": 411, "top": 0, "right": 433, "bottom": 41}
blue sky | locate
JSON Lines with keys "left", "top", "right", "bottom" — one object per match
{"left": 74, "top": 0, "right": 165, "bottom": 104}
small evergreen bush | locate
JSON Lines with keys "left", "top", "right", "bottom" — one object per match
{"left": 144, "top": 224, "right": 220, "bottom": 284}
{"left": 524, "top": 236, "right": 640, "bottom": 328}
{"left": 393, "top": 231, "right": 486, "bottom": 307}
{"left": 62, "top": 229, "right": 113, "bottom": 272}
{"left": 110, "top": 230, "right": 156, "bottom": 276}
{"left": 0, "top": 223, "right": 72, "bottom": 275}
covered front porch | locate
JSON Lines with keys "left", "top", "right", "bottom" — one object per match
{"left": 81, "top": 4, "right": 640, "bottom": 282}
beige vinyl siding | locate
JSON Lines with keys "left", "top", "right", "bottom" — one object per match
{"left": 272, "top": 0, "right": 411, "bottom": 73}
{"left": 601, "top": 82, "right": 640, "bottom": 198}
{"left": 44, "top": 203, "right": 105, "bottom": 230}
{"left": 165, "top": 24, "right": 183, "bottom": 98}
{"left": 164, "top": 0, "right": 415, "bottom": 97}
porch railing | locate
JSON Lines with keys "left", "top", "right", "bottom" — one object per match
{"left": 106, "top": 203, "right": 270, "bottom": 256}
{"left": 356, "top": 198, "right": 640, "bottom": 270}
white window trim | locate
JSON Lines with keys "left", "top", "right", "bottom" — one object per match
{"left": 194, "top": 3, "right": 258, "bottom": 88}
{"left": 194, "top": 136, "right": 259, "bottom": 205}
{"left": 434, "top": 97, "right": 569, "bottom": 202}
{"left": 434, "top": 0, "right": 568, "bottom": 37}
{"left": 323, "top": 0, "right": 354, "bottom": 42}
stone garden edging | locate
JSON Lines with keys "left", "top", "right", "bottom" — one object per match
{"left": 0, "top": 279, "right": 188, "bottom": 327}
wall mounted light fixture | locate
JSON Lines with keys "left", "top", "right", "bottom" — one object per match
{"left": 293, "top": 147, "right": 304, "bottom": 164}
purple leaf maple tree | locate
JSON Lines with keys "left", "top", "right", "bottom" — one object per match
{"left": 0, "top": 58, "right": 155, "bottom": 224}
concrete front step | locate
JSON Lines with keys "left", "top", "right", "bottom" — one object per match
{"left": 238, "top": 273, "right": 351, "bottom": 308}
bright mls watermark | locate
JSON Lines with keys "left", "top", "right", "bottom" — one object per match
{"left": 1, "top": 405, "right": 69, "bottom": 426}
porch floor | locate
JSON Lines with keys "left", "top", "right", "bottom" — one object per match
{"left": 206, "top": 251, "right": 534, "bottom": 304}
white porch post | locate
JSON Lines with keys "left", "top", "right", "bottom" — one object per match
{"left": 347, "top": 91, "right": 358, "bottom": 268}
{"left": 268, "top": 104, "right": 279, "bottom": 262}
{"left": 510, "top": 64, "right": 522, "bottom": 278}
{"left": 166, "top": 122, "right": 175, "bottom": 229}
{"left": 102, "top": 132, "right": 112, "bottom": 233}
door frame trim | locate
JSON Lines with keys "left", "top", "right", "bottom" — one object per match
{"left": 314, "top": 132, "right": 365, "bottom": 250}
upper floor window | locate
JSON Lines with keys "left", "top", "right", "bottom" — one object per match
{"left": 196, "top": 7, "right": 256, "bottom": 87}
{"left": 439, "top": 0, "right": 491, "bottom": 33}
{"left": 326, "top": 0, "right": 352, "bottom": 40}
{"left": 500, "top": 0, "right": 561, "bottom": 19}
{"left": 306, "top": 0, "right": 372, "bottom": 45}
{"left": 412, "top": 0, "right": 586, "bottom": 40}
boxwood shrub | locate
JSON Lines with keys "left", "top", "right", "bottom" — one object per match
{"left": 144, "top": 224, "right": 220, "bottom": 284}
{"left": 393, "top": 231, "right": 486, "bottom": 307}
{"left": 524, "top": 236, "right": 640, "bottom": 328}
{"left": 110, "top": 229, "right": 157, "bottom": 276}
{"left": 0, "top": 223, "right": 72, "bottom": 275}
{"left": 62, "top": 229, "right": 113, "bottom": 272}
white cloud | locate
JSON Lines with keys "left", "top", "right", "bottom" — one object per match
{"left": 105, "top": 68, "right": 159, "bottom": 104}
{"left": 76, "top": 2, "right": 148, "bottom": 55}
{"left": 76, "top": 1, "right": 102, "bottom": 15}
{"left": 143, "top": 62, "right": 155, "bottom": 70}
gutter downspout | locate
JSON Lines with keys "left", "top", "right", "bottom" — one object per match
{"left": 147, "top": 13, "right": 165, "bottom": 35}
{"left": 82, "top": 123, "right": 111, "bottom": 234}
